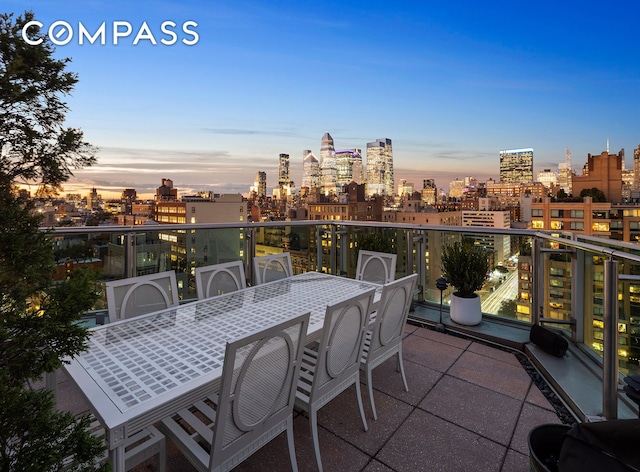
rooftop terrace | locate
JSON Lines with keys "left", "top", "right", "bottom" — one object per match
{"left": 51, "top": 322, "right": 567, "bottom": 472}
{"left": 42, "top": 221, "right": 640, "bottom": 470}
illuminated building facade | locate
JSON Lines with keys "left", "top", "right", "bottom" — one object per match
{"left": 499, "top": 148, "right": 534, "bottom": 184}
{"left": 366, "top": 138, "right": 394, "bottom": 197}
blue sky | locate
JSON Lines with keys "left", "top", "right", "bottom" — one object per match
{"left": 6, "top": 1, "right": 640, "bottom": 198}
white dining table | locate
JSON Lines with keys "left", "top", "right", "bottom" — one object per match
{"left": 63, "top": 271, "right": 381, "bottom": 471}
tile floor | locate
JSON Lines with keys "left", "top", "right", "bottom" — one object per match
{"left": 55, "top": 323, "right": 566, "bottom": 471}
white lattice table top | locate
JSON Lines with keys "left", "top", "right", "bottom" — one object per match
{"left": 75, "top": 272, "right": 380, "bottom": 413}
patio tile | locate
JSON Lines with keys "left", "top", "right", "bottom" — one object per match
{"left": 56, "top": 379, "right": 91, "bottom": 416}
{"left": 411, "top": 327, "right": 472, "bottom": 350}
{"left": 502, "top": 448, "right": 530, "bottom": 472}
{"left": 376, "top": 409, "right": 507, "bottom": 472}
{"left": 468, "top": 341, "right": 522, "bottom": 368}
{"left": 447, "top": 351, "right": 532, "bottom": 400}
{"left": 403, "top": 323, "right": 419, "bottom": 336}
{"left": 402, "top": 334, "right": 464, "bottom": 373}
{"left": 360, "top": 355, "right": 443, "bottom": 408}
{"left": 318, "top": 386, "right": 413, "bottom": 456}
{"left": 525, "top": 383, "right": 556, "bottom": 411}
{"left": 419, "top": 375, "right": 522, "bottom": 446}
{"left": 291, "top": 414, "right": 371, "bottom": 472}
{"left": 510, "top": 403, "right": 564, "bottom": 455}
{"left": 361, "top": 459, "right": 395, "bottom": 472}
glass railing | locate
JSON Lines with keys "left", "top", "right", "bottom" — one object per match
{"left": 47, "top": 221, "right": 640, "bottom": 383}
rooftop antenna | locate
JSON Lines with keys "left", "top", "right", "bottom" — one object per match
{"left": 565, "top": 147, "right": 571, "bottom": 171}
{"left": 607, "top": 137, "right": 610, "bottom": 153}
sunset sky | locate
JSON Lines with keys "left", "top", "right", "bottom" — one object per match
{"left": 6, "top": 0, "right": 640, "bottom": 199}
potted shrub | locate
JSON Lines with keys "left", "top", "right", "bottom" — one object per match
{"left": 441, "top": 238, "right": 489, "bottom": 325}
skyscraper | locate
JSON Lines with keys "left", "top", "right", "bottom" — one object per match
{"left": 319, "top": 131, "right": 337, "bottom": 194}
{"left": 278, "top": 153, "right": 291, "bottom": 189}
{"left": 251, "top": 171, "right": 267, "bottom": 198}
{"left": 334, "top": 149, "right": 363, "bottom": 186}
{"left": 634, "top": 145, "right": 640, "bottom": 190}
{"left": 366, "top": 138, "right": 394, "bottom": 197}
{"left": 301, "top": 150, "right": 320, "bottom": 189}
{"left": 499, "top": 148, "right": 534, "bottom": 184}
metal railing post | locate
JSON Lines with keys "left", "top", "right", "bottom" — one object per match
{"left": 603, "top": 258, "right": 619, "bottom": 420}
{"left": 316, "top": 226, "right": 324, "bottom": 273}
{"left": 531, "top": 237, "right": 542, "bottom": 325}
{"left": 329, "top": 225, "right": 337, "bottom": 275}
{"left": 125, "top": 233, "right": 136, "bottom": 278}
{"left": 246, "top": 227, "right": 255, "bottom": 285}
{"left": 336, "top": 227, "right": 347, "bottom": 276}
{"left": 412, "top": 231, "right": 425, "bottom": 303}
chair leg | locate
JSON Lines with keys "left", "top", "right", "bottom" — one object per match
{"left": 354, "top": 380, "right": 368, "bottom": 432}
{"left": 286, "top": 422, "right": 298, "bottom": 472}
{"left": 309, "top": 408, "right": 323, "bottom": 472}
{"left": 397, "top": 350, "right": 409, "bottom": 392}
{"left": 157, "top": 447, "right": 167, "bottom": 472}
{"left": 366, "top": 367, "right": 377, "bottom": 421}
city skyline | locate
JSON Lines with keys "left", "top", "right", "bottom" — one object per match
{"left": 6, "top": 0, "right": 640, "bottom": 199}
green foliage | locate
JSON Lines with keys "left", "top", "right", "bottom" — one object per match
{"left": 356, "top": 231, "right": 393, "bottom": 254}
{"left": 519, "top": 239, "right": 532, "bottom": 256}
{"left": 498, "top": 299, "right": 517, "bottom": 318}
{"left": 441, "top": 238, "right": 489, "bottom": 298}
{"left": 1, "top": 387, "right": 108, "bottom": 472}
{"left": 579, "top": 187, "right": 606, "bottom": 202}
{"left": 0, "top": 11, "right": 105, "bottom": 471}
{"left": 556, "top": 188, "right": 568, "bottom": 201}
{"left": 0, "top": 11, "right": 96, "bottom": 194}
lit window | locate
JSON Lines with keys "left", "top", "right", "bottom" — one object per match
{"left": 532, "top": 220, "right": 544, "bottom": 229}
{"left": 550, "top": 221, "right": 563, "bottom": 230}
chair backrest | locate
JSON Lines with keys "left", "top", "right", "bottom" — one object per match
{"left": 210, "top": 312, "right": 310, "bottom": 470}
{"left": 310, "top": 289, "right": 375, "bottom": 400}
{"left": 195, "top": 260, "right": 247, "bottom": 299}
{"left": 105, "top": 271, "right": 179, "bottom": 321}
{"left": 356, "top": 250, "right": 397, "bottom": 284}
{"left": 253, "top": 253, "right": 293, "bottom": 285}
{"left": 366, "top": 274, "right": 417, "bottom": 362}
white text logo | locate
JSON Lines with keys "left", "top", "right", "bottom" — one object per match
{"left": 21, "top": 20, "right": 199, "bottom": 46}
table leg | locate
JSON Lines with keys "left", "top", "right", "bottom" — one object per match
{"left": 109, "top": 445, "right": 126, "bottom": 472}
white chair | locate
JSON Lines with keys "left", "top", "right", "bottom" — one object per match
{"left": 295, "top": 289, "right": 375, "bottom": 472}
{"left": 355, "top": 250, "right": 397, "bottom": 284}
{"left": 63, "top": 417, "right": 166, "bottom": 471}
{"left": 195, "top": 260, "right": 246, "bottom": 299}
{"left": 253, "top": 253, "right": 293, "bottom": 285}
{"left": 361, "top": 274, "right": 417, "bottom": 420}
{"left": 160, "top": 312, "right": 310, "bottom": 472}
{"left": 105, "top": 271, "right": 179, "bottom": 321}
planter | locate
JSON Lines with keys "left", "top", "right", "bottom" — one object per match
{"left": 449, "top": 292, "right": 482, "bottom": 326}
{"left": 528, "top": 423, "right": 571, "bottom": 472}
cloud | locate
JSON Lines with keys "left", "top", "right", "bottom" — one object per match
{"left": 201, "top": 127, "right": 303, "bottom": 138}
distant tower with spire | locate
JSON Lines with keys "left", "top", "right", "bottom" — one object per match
{"left": 319, "top": 131, "right": 337, "bottom": 194}
{"left": 301, "top": 149, "right": 320, "bottom": 189}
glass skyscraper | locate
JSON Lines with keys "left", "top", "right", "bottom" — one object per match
{"left": 302, "top": 149, "right": 320, "bottom": 189}
{"left": 278, "top": 153, "right": 291, "bottom": 189}
{"left": 499, "top": 148, "right": 534, "bottom": 184}
{"left": 334, "top": 149, "right": 363, "bottom": 186}
{"left": 319, "top": 131, "right": 337, "bottom": 194}
{"left": 366, "top": 138, "right": 394, "bottom": 197}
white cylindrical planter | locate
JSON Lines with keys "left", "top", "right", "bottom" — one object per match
{"left": 449, "top": 292, "right": 482, "bottom": 326}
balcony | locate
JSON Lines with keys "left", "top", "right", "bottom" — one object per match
{"left": 43, "top": 220, "right": 640, "bottom": 469}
